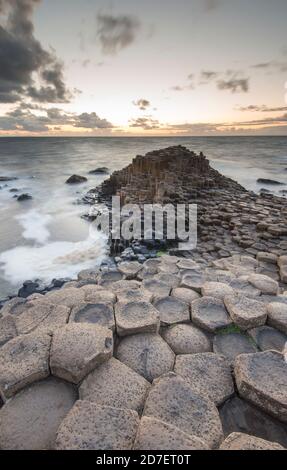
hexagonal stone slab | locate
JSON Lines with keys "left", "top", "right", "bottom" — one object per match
{"left": 235, "top": 351, "right": 287, "bottom": 422}
{"left": 174, "top": 353, "right": 234, "bottom": 406}
{"left": 81, "top": 285, "right": 116, "bottom": 304}
{"left": 201, "top": 282, "right": 234, "bottom": 301}
{"left": 143, "top": 372, "right": 223, "bottom": 449}
{"left": 220, "top": 432, "right": 284, "bottom": 450}
{"left": 97, "top": 269, "right": 123, "bottom": 287}
{"left": 213, "top": 333, "right": 257, "bottom": 364}
{"left": 249, "top": 326, "right": 287, "bottom": 353}
{"left": 115, "top": 301, "right": 160, "bottom": 336}
{"left": 153, "top": 296, "right": 190, "bottom": 326}
{"left": 70, "top": 302, "right": 115, "bottom": 330}
{"left": 248, "top": 274, "right": 279, "bottom": 295}
{"left": 180, "top": 271, "right": 206, "bottom": 293}
{"left": 116, "top": 288, "right": 153, "bottom": 304}
{"left": 191, "top": 297, "right": 232, "bottom": 333}
{"left": 0, "top": 377, "right": 76, "bottom": 450}
{"left": 50, "top": 324, "right": 113, "bottom": 384}
{"left": 177, "top": 259, "right": 199, "bottom": 270}
{"left": 0, "top": 331, "right": 51, "bottom": 400}
{"left": 0, "top": 315, "right": 17, "bottom": 347}
{"left": 15, "top": 302, "right": 70, "bottom": 335}
{"left": 42, "top": 287, "right": 85, "bottom": 308}
{"left": 154, "top": 273, "right": 180, "bottom": 288}
{"left": 116, "top": 333, "right": 175, "bottom": 382}
{"left": 224, "top": 293, "right": 267, "bottom": 330}
{"left": 133, "top": 417, "right": 209, "bottom": 450}
{"left": 162, "top": 324, "right": 212, "bottom": 355}
{"left": 56, "top": 402, "right": 139, "bottom": 450}
{"left": 142, "top": 278, "right": 171, "bottom": 299}
{"left": 79, "top": 357, "right": 150, "bottom": 413}
{"left": 171, "top": 287, "right": 200, "bottom": 303}
{"left": 267, "top": 302, "right": 287, "bottom": 334}
{"left": 117, "top": 261, "right": 143, "bottom": 279}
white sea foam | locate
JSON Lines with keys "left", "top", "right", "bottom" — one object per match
{"left": 16, "top": 210, "right": 52, "bottom": 244}
{"left": 0, "top": 231, "right": 107, "bottom": 286}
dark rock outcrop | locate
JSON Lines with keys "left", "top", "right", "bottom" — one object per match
{"left": 66, "top": 175, "right": 87, "bottom": 184}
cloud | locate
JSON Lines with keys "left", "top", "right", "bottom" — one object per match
{"left": 217, "top": 78, "right": 249, "bottom": 93}
{"left": 129, "top": 116, "right": 161, "bottom": 130}
{"left": 0, "top": 0, "right": 71, "bottom": 104}
{"left": 133, "top": 99, "right": 151, "bottom": 110}
{"left": 96, "top": 13, "right": 141, "bottom": 55}
{"left": 236, "top": 105, "right": 287, "bottom": 112}
{"left": 251, "top": 60, "right": 287, "bottom": 73}
{"left": 200, "top": 70, "right": 218, "bottom": 83}
{"left": 73, "top": 112, "right": 113, "bottom": 129}
{"left": 0, "top": 105, "right": 113, "bottom": 133}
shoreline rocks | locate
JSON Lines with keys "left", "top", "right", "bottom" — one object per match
{"left": 1, "top": 146, "right": 287, "bottom": 450}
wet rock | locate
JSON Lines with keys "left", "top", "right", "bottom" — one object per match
{"left": 17, "top": 193, "right": 32, "bottom": 202}
{"left": 192, "top": 297, "right": 232, "bottom": 332}
{"left": 153, "top": 296, "right": 190, "bottom": 326}
{"left": 66, "top": 174, "right": 87, "bottom": 184}
{"left": 219, "top": 395, "right": 287, "bottom": 448}
{"left": 0, "top": 315, "right": 17, "bottom": 347}
{"left": 0, "top": 331, "right": 51, "bottom": 399}
{"left": 224, "top": 293, "right": 267, "bottom": 330}
{"left": 115, "top": 301, "right": 160, "bottom": 336}
{"left": 18, "top": 280, "right": 42, "bottom": 298}
{"left": 220, "top": 432, "right": 284, "bottom": 450}
{"left": 89, "top": 167, "right": 109, "bottom": 175}
{"left": 116, "top": 333, "right": 175, "bottom": 382}
{"left": 70, "top": 302, "right": 115, "bottom": 330}
{"left": 50, "top": 324, "right": 113, "bottom": 384}
{"left": 79, "top": 357, "right": 150, "bottom": 413}
{"left": 134, "top": 417, "right": 209, "bottom": 450}
{"left": 174, "top": 353, "right": 234, "bottom": 406}
{"left": 235, "top": 351, "right": 287, "bottom": 422}
{"left": 201, "top": 282, "right": 234, "bottom": 300}
{"left": 171, "top": 287, "right": 200, "bottom": 303}
{"left": 0, "top": 176, "right": 18, "bottom": 182}
{"left": 267, "top": 302, "right": 287, "bottom": 334}
{"left": 56, "top": 401, "right": 139, "bottom": 450}
{"left": 162, "top": 323, "right": 212, "bottom": 355}
{"left": 0, "top": 377, "right": 77, "bottom": 450}
{"left": 143, "top": 372, "right": 223, "bottom": 449}
{"left": 257, "top": 178, "right": 284, "bottom": 185}
{"left": 213, "top": 333, "right": 257, "bottom": 364}
{"left": 249, "top": 326, "right": 287, "bottom": 353}
{"left": 248, "top": 273, "right": 279, "bottom": 295}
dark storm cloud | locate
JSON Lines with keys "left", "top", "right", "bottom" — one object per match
{"left": 0, "top": 0, "right": 71, "bottom": 103}
{"left": 217, "top": 78, "right": 249, "bottom": 93}
{"left": 0, "top": 106, "right": 114, "bottom": 132}
{"left": 133, "top": 99, "right": 151, "bottom": 110}
{"left": 96, "top": 13, "right": 141, "bottom": 55}
{"left": 237, "top": 105, "right": 287, "bottom": 112}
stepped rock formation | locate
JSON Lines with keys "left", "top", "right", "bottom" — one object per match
{"left": 96, "top": 145, "right": 245, "bottom": 205}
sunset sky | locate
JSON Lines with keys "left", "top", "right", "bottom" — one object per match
{"left": 0, "top": 0, "right": 287, "bottom": 136}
